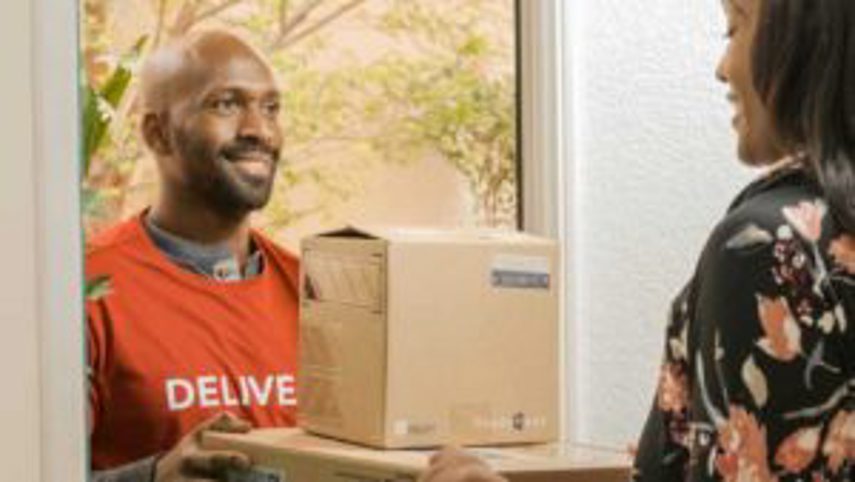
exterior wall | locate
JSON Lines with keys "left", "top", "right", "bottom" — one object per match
{"left": 565, "top": 0, "right": 753, "bottom": 446}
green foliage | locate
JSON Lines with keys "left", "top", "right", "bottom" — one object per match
{"left": 82, "top": 35, "right": 147, "bottom": 176}
{"left": 358, "top": 0, "right": 517, "bottom": 225}
{"left": 81, "top": 36, "right": 147, "bottom": 297}
{"left": 85, "top": 275, "right": 112, "bottom": 301}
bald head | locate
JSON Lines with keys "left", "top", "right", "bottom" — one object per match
{"left": 139, "top": 29, "right": 283, "bottom": 222}
{"left": 140, "top": 29, "right": 275, "bottom": 113}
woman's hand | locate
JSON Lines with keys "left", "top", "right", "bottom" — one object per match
{"left": 418, "top": 447, "right": 509, "bottom": 482}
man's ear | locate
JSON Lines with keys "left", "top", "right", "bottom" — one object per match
{"left": 141, "top": 112, "right": 173, "bottom": 156}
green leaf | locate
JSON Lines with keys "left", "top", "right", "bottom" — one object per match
{"left": 81, "top": 85, "right": 106, "bottom": 175}
{"left": 81, "top": 35, "right": 148, "bottom": 176}
{"left": 81, "top": 186, "right": 103, "bottom": 218}
{"left": 458, "top": 35, "right": 488, "bottom": 57}
{"left": 85, "top": 275, "right": 112, "bottom": 301}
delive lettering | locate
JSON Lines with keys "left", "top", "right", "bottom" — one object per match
{"left": 165, "top": 374, "right": 296, "bottom": 411}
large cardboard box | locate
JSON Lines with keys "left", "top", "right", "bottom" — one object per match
{"left": 299, "top": 227, "right": 559, "bottom": 448}
{"left": 206, "top": 429, "right": 631, "bottom": 482}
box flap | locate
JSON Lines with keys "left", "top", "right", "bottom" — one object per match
{"left": 312, "top": 225, "right": 428, "bottom": 242}
{"left": 312, "top": 226, "right": 381, "bottom": 240}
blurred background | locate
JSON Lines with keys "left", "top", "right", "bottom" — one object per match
{"left": 80, "top": 0, "right": 519, "bottom": 250}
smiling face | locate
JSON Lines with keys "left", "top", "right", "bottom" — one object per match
{"left": 716, "top": 0, "right": 786, "bottom": 165}
{"left": 142, "top": 31, "right": 283, "bottom": 218}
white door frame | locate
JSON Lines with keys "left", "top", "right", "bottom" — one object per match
{"left": 33, "top": 0, "right": 88, "bottom": 479}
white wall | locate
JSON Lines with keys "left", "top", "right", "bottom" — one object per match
{"left": 564, "top": 0, "right": 753, "bottom": 446}
{"left": 33, "top": 0, "right": 89, "bottom": 475}
{"left": 0, "top": 1, "right": 41, "bottom": 480}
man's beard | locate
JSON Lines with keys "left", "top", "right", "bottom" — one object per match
{"left": 175, "top": 130, "right": 280, "bottom": 218}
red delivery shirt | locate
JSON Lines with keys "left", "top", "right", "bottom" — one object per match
{"left": 85, "top": 214, "right": 299, "bottom": 469}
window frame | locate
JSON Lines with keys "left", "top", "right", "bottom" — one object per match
{"left": 518, "top": 0, "right": 574, "bottom": 441}
{"left": 32, "top": 1, "right": 572, "bottom": 479}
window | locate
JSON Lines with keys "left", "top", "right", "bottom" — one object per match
{"left": 81, "top": 0, "right": 520, "bottom": 249}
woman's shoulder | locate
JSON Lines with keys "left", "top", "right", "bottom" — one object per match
{"left": 696, "top": 166, "right": 855, "bottom": 299}
{"left": 707, "top": 165, "right": 855, "bottom": 308}
{"left": 710, "top": 167, "right": 833, "bottom": 248}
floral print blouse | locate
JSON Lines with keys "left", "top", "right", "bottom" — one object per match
{"left": 633, "top": 165, "right": 855, "bottom": 482}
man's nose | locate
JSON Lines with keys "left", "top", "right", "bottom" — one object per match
{"left": 238, "top": 106, "right": 274, "bottom": 143}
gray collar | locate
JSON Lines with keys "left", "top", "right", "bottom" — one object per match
{"left": 143, "top": 214, "right": 263, "bottom": 281}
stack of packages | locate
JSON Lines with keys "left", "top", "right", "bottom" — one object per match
{"left": 205, "top": 227, "right": 631, "bottom": 482}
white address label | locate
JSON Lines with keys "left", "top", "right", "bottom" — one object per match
{"left": 491, "top": 255, "right": 550, "bottom": 289}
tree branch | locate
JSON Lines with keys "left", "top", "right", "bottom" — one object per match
{"left": 278, "top": 0, "right": 291, "bottom": 37}
{"left": 167, "top": 0, "right": 240, "bottom": 38}
{"left": 271, "top": 0, "right": 326, "bottom": 49}
{"left": 152, "top": 0, "right": 169, "bottom": 47}
{"left": 194, "top": 0, "right": 241, "bottom": 24}
{"left": 168, "top": 1, "right": 199, "bottom": 37}
{"left": 277, "top": 0, "right": 367, "bottom": 50}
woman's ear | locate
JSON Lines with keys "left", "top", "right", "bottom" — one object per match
{"left": 141, "top": 112, "right": 173, "bottom": 156}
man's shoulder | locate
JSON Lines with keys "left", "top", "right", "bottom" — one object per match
{"left": 252, "top": 231, "right": 300, "bottom": 288}
{"left": 253, "top": 231, "right": 298, "bottom": 264}
{"left": 86, "top": 216, "right": 147, "bottom": 267}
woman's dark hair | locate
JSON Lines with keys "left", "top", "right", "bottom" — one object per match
{"left": 752, "top": 0, "right": 855, "bottom": 232}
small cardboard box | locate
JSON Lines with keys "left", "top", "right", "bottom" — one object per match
{"left": 205, "top": 429, "right": 631, "bottom": 482}
{"left": 299, "top": 227, "right": 559, "bottom": 448}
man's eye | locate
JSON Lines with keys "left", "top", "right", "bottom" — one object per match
{"left": 262, "top": 101, "right": 281, "bottom": 117}
{"left": 211, "top": 98, "right": 240, "bottom": 114}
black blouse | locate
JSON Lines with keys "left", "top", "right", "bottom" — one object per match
{"left": 633, "top": 164, "right": 855, "bottom": 481}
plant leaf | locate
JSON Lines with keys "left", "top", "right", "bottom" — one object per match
{"left": 81, "top": 35, "right": 148, "bottom": 176}
{"left": 85, "top": 275, "right": 112, "bottom": 301}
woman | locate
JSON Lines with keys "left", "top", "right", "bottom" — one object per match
{"left": 421, "top": 0, "right": 855, "bottom": 481}
{"left": 633, "top": 0, "right": 855, "bottom": 479}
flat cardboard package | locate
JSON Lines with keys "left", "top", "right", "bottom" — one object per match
{"left": 299, "top": 227, "right": 559, "bottom": 448}
{"left": 206, "top": 429, "right": 631, "bottom": 482}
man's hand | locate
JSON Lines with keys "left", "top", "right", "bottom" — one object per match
{"left": 154, "top": 412, "right": 253, "bottom": 482}
{"left": 418, "top": 447, "right": 509, "bottom": 482}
